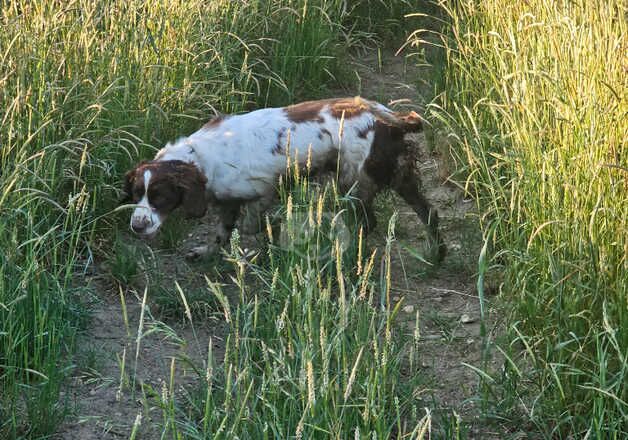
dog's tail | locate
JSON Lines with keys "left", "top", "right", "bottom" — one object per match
{"left": 359, "top": 97, "right": 424, "bottom": 132}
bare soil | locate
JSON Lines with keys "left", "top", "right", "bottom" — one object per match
{"left": 57, "top": 50, "right": 504, "bottom": 439}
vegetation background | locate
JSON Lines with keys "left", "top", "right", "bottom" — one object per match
{"left": 0, "top": 0, "right": 625, "bottom": 438}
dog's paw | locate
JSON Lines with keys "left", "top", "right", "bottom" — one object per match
{"left": 185, "top": 245, "right": 210, "bottom": 260}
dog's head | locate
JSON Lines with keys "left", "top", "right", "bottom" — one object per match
{"left": 122, "top": 160, "right": 208, "bottom": 238}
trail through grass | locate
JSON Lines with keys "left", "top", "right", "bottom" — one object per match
{"left": 57, "top": 45, "right": 493, "bottom": 438}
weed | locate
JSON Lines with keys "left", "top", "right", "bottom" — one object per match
{"left": 146, "top": 177, "right": 432, "bottom": 438}
{"left": 107, "top": 237, "right": 142, "bottom": 286}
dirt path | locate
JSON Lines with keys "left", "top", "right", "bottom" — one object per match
{"left": 58, "top": 50, "right": 501, "bottom": 439}
{"left": 346, "top": 51, "right": 502, "bottom": 438}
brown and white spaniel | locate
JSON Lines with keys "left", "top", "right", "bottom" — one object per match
{"left": 122, "top": 97, "right": 446, "bottom": 261}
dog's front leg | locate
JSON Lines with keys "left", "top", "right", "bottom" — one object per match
{"left": 240, "top": 194, "right": 277, "bottom": 234}
{"left": 186, "top": 201, "right": 241, "bottom": 260}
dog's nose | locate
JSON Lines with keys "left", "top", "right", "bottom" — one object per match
{"left": 131, "top": 218, "right": 150, "bottom": 234}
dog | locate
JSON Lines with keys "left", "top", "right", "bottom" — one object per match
{"left": 122, "top": 97, "right": 446, "bottom": 261}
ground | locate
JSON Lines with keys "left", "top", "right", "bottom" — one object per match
{"left": 57, "top": 50, "right": 505, "bottom": 439}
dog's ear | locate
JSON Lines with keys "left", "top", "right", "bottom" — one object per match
{"left": 120, "top": 168, "right": 136, "bottom": 204}
{"left": 178, "top": 164, "right": 208, "bottom": 218}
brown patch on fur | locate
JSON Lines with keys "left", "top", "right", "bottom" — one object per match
{"left": 123, "top": 160, "right": 208, "bottom": 218}
{"left": 284, "top": 100, "right": 326, "bottom": 123}
{"left": 272, "top": 128, "right": 286, "bottom": 155}
{"left": 122, "top": 170, "right": 138, "bottom": 203}
{"left": 394, "top": 110, "right": 423, "bottom": 132}
{"left": 329, "top": 97, "right": 369, "bottom": 119}
{"left": 177, "top": 163, "right": 208, "bottom": 218}
{"left": 273, "top": 142, "right": 283, "bottom": 155}
{"left": 203, "top": 115, "right": 226, "bottom": 129}
{"left": 122, "top": 161, "right": 149, "bottom": 203}
{"left": 284, "top": 97, "right": 373, "bottom": 123}
{"left": 363, "top": 119, "right": 445, "bottom": 262}
{"left": 364, "top": 121, "right": 407, "bottom": 186}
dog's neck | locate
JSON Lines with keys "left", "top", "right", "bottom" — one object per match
{"left": 155, "top": 137, "right": 199, "bottom": 164}
{"left": 154, "top": 137, "right": 214, "bottom": 190}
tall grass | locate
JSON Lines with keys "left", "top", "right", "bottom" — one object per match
{"left": 347, "top": 0, "right": 417, "bottom": 43}
{"left": 0, "top": 1, "right": 400, "bottom": 437}
{"left": 430, "top": 0, "right": 627, "bottom": 436}
{"left": 151, "top": 173, "right": 431, "bottom": 438}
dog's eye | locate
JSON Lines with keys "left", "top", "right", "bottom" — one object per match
{"left": 151, "top": 194, "right": 174, "bottom": 209}
{"left": 151, "top": 197, "right": 165, "bottom": 207}
{"left": 132, "top": 187, "right": 144, "bottom": 202}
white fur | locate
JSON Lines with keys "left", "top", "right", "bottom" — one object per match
{"left": 130, "top": 170, "right": 163, "bottom": 236}
{"left": 154, "top": 102, "right": 384, "bottom": 201}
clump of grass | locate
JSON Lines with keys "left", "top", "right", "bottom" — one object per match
{"left": 151, "top": 278, "right": 222, "bottom": 321}
{"left": 151, "top": 174, "right": 432, "bottom": 438}
{"left": 427, "top": 0, "right": 627, "bottom": 436}
{"left": 157, "top": 216, "right": 193, "bottom": 250}
{"left": 107, "top": 237, "right": 142, "bottom": 286}
{"left": 346, "top": 0, "right": 418, "bottom": 45}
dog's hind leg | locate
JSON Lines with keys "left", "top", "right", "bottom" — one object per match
{"left": 392, "top": 163, "right": 446, "bottom": 263}
{"left": 353, "top": 174, "right": 380, "bottom": 234}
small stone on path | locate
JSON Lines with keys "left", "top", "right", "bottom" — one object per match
{"left": 460, "top": 313, "right": 476, "bottom": 324}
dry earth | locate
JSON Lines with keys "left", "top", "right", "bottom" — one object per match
{"left": 57, "top": 50, "right": 505, "bottom": 439}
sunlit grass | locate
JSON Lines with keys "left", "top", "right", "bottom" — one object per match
{"left": 427, "top": 0, "right": 627, "bottom": 436}
{"left": 147, "top": 174, "right": 432, "bottom": 438}
{"left": 0, "top": 0, "right": 407, "bottom": 436}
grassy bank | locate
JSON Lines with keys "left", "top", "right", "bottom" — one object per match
{"left": 432, "top": 0, "right": 626, "bottom": 437}
{"left": 0, "top": 1, "right": 417, "bottom": 437}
